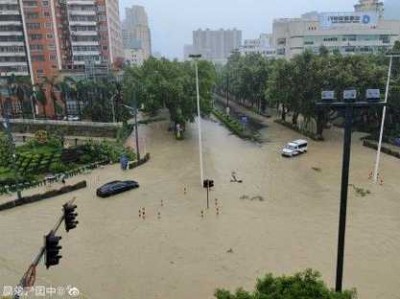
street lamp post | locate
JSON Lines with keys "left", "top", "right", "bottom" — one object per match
{"left": 189, "top": 54, "right": 204, "bottom": 186}
{"left": 373, "top": 54, "right": 400, "bottom": 183}
{"left": 318, "top": 89, "right": 385, "bottom": 293}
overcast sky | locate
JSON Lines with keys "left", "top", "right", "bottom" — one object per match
{"left": 119, "top": 0, "right": 355, "bottom": 59}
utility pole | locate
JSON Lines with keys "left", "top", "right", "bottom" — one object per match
{"left": 189, "top": 54, "right": 204, "bottom": 186}
{"left": 373, "top": 54, "right": 400, "bottom": 183}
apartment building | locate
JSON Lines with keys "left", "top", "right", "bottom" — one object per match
{"left": 0, "top": 0, "right": 29, "bottom": 77}
{"left": 122, "top": 5, "right": 152, "bottom": 61}
{"left": 0, "top": 0, "right": 123, "bottom": 117}
{"left": 191, "top": 28, "right": 242, "bottom": 64}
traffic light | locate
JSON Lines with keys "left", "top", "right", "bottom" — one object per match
{"left": 45, "top": 232, "right": 62, "bottom": 269}
{"left": 203, "top": 179, "right": 214, "bottom": 188}
{"left": 63, "top": 203, "right": 78, "bottom": 232}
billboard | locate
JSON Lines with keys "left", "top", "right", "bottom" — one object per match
{"left": 319, "top": 12, "right": 378, "bottom": 28}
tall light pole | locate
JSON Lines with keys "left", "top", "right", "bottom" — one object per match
{"left": 373, "top": 54, "right": 400, "bottom": 183}
{"left": 319, "top": 89, "right": 385, "bottom": 293}
{"left": 189, "top": 54, "right": 204, "bottom": 186}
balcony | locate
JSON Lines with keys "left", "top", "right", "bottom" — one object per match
{"left": 68, "top": 10, "right": 96, "bottom": 16}
{"left": 0, "top": 41, "right": 24, "bottom": 46}
{"left": 0, "top": 71, "right": 28, "bottom": 77}
{"left": 68, "top": 20, "right": 97, "bottom": 26}
{"left": 0, "top": 61, "right": 27, "bottom": 67}
{"left": 0, "top": 10, "right": 20, "bottom": 15}
{"left": 72, "top": 50, "right": 100, "bottom": 56}
{"left": 70, "top": 30, "right": 98, "bottom": 36}
{"left": 0, "top": 31, "right": 22, "bottom": 36}
{"left": 71, "top": 41, "right": 99, "bottom": 46}
{"left": 68, "top": 0, "right": 96, "bottom": 5}
{"left": 0, "top": 52, "right": 25, "bottom": 57}
{"left": 0, "top": 20, "right": 21, "bottom": 26}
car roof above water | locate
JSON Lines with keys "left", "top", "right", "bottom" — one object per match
{"left": 293, "top": 139, "right": 307, "bottom": 145}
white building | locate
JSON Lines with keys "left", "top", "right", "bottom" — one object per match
{"left": 272, "top": 2, "right": 400, "bottom": 59}
{"left": 192, "top": 28, "right": 242, "bottom": 64}
{"left": 68, "top": 0, "right": 101, "bottom": 66}
{"left": 123, "top": 5, "right": 152, "bottom": 60}
{"left": 124, "top": 48, "right": 144, "bottom": 66}
{"left": 239, "top": 34, "right": 276, "bottom": 58}
{"left": 0, "top": 0, "right": 29, "bottom": 77}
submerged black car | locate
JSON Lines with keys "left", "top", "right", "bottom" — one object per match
{"left": 96, "top": 180, "right": 139, "bottom": 197}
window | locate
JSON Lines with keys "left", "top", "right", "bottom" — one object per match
{"left": 47, "top": 34, "right": 53, "bottom": 39}
{"left": 26, "top": 23, "right": 41, "bottom": 29}
{"left": 42, "top": 1, "right": 49, "bottom": 6}
{"left": 29, "top": 34, "right": 43, "bottom": 40}
{"left": 32, "top": 55, "right": 45, "bottom": 62}
{"left": 26, "top": 12, "right": 39, "bottom": 19}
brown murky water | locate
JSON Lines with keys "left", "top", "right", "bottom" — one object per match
{"left": 1, "top": 117, "right": 399, "bottom": 299}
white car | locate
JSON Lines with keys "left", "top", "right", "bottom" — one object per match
{"left": 64, "top": 115, "right": 80, "bottom": 121}
{"left": 282, "top": 139, "right": 308, "bottom": 157}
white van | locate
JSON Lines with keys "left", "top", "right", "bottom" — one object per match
{"left": 281, "top": 139, "right": 308, "bottom": 157}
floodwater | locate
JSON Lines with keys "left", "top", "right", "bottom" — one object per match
{"left": 0, "top": 116, "right": 399, "bottom": 299}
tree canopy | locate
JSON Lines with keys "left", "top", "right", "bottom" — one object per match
{"left": 214, "top": 269, "right": 356, "bottom": 299}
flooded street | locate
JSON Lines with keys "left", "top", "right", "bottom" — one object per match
{"left": 1, "top": 117, "right": 400, "bottom": 299}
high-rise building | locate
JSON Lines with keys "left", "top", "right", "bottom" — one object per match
{"left": 0, "top": 0, "right": 29, "bottom": 77}
{"left": 122, "top": 5, "right": 151, "bottom": 61}
{"left": 192, "top": 28, "right": 242, "bottom": 64}
{"left": 0, "top": 0, "right": 124, "bottom": 117}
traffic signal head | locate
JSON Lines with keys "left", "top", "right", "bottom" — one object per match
{"left": 203, "top": 179, "right": 209, "bottom": 188}
{"left": 45, "top": 232, "right": 62, "bottom": 269}
{"left": 203, "top": 179, "right": 214, "bottom": 188}
{"left": 63, "top": 204, "right": 79, "bottom": 232}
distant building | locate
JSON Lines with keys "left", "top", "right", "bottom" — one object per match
{"left": 122, "top": 5, "right": 152, "bottom": 61}
{"left": 239, "top": 34, "right": 276, "bottom": 57}
{"left": 191, "top": 28, "right": 242, "bottom": 64}
{"left": 354, "top": 0, "right": 384, "bottom": 19}
{"left": 124, "top": 48, "right": 144, "bottom": 66}
{"left": 272, "top": 0, "right": 400, "bottom": 58}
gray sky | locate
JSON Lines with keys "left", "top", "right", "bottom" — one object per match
{"left": 119, "top": 0, "right": 355, "bottom": 59}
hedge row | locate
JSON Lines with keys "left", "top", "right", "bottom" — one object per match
{"left": 274, "top": 119, "right": 324, "bottom": 141}
{"left": 0, "top": 159, "right": 109, "bottom": 195}
{"left": 212, "top": 109, "right": 261, "bottom": 142}
{"left": 363, "top": 140, "right": 400, "bottom": 159}
{"left": 0, "top": 181, "right": 87, "bottom": 212}
{"left": 128, "top": 153, "right": 150, "bottom": 169}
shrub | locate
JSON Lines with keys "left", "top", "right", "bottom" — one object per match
{"left": 49, "top": 162, "right": 67, "bottom": 174}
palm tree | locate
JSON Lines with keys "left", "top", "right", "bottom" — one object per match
{"left": 33, "top": 83, "right": 47, "bottom": 118}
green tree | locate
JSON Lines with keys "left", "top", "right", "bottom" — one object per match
{"left": 214, "top": 269, "right": 356, "bottom": 299}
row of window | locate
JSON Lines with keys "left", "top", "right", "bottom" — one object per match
{"left": 72, "top": 46, "right": 100, "bottom": 51}
{"left": 24, "top": 1, "right": 49, "bottom": 7}
{"left": 26, "top": 22, "right": 52, "bottom": 29}
{"left": 0, "top": 15, "right": 21, "bottom": 21}
{"left": 0, "top": 25, "right": 22, "bottom": 31}
{"left": 0, "top": 56, "right": 26, "bottom": 62}
{"left": 29, "top": 33, "right": 54, "bottom": 40}
{"left": 0, "top": 4, "right": 18, "bottom": 10}
{"left": 0, "top": 46, "right": 25, "bottom": 53}
{"left": 0, "top": 36, "right": 24, "bottom": 42}
{"left": 0, "top": 65, "right": 28, "bottom": 73}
